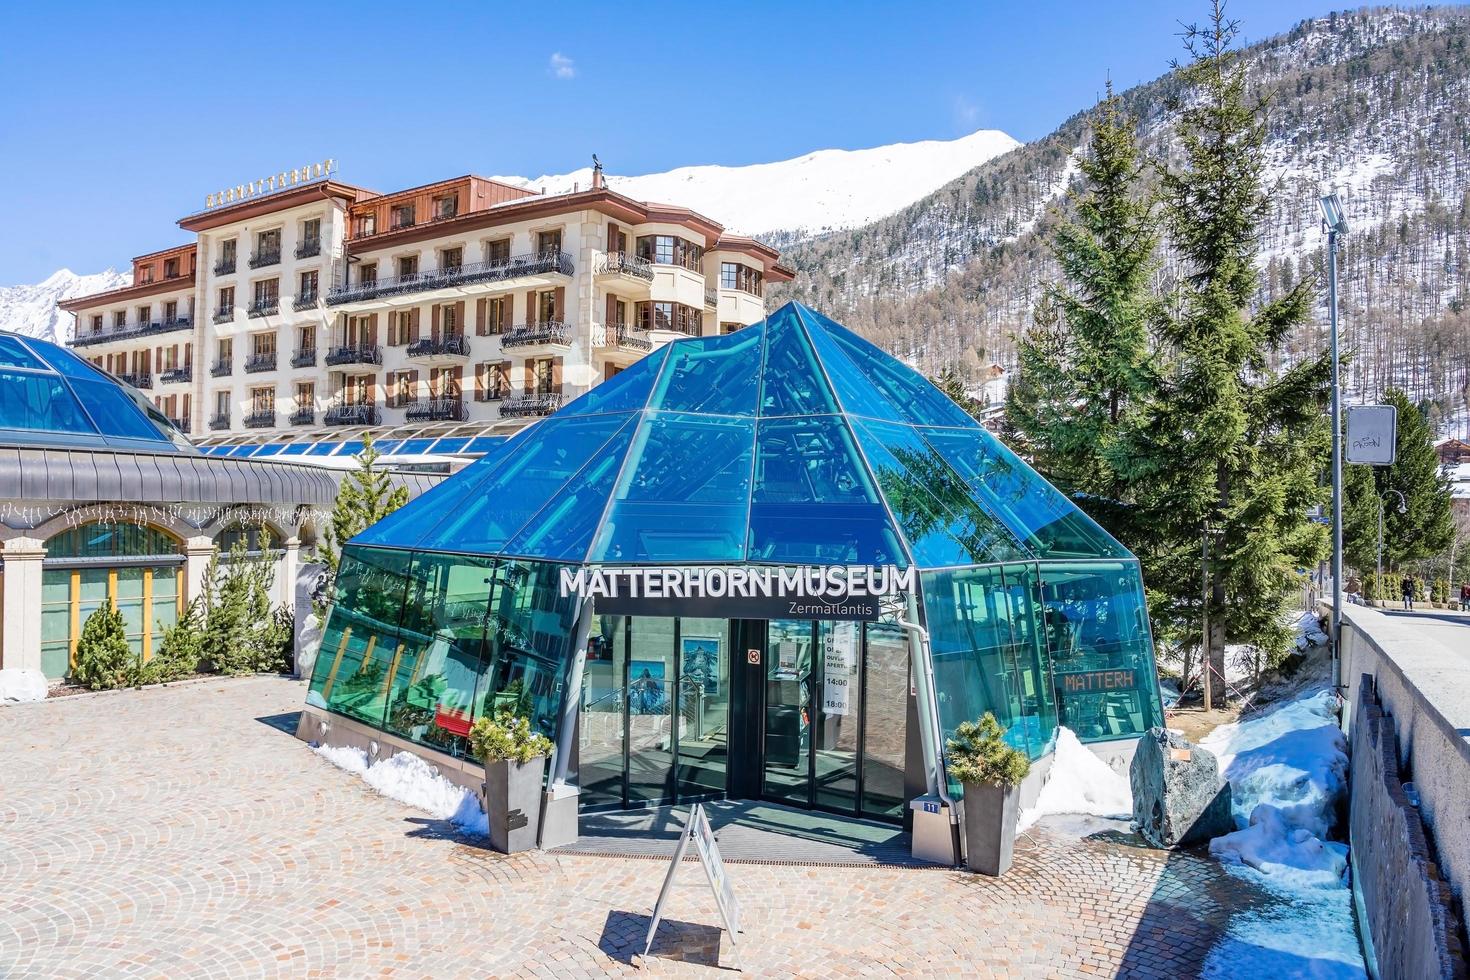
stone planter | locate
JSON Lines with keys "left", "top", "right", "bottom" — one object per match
{"left": 484, "top": 755, "right": 546, "bottom": 854}
{"left": 961, "top": 780, "right": 1020, "bottom": 876}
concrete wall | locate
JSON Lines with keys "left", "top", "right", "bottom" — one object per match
{"left": 1334, "top": 601, "right": 1470, "bottom": 960}
{"left": 1349, "top": 676, "right": 1466, "bottom": 978}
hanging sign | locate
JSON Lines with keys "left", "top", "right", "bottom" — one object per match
{"left": 643, "top": 804, "right": 742, "bottom": 966}
{"left": 1346, "top": 405, "right": 1398, "bottom": 465}
{"left": 822, "top": 623, "right": 859, "bottom": 716}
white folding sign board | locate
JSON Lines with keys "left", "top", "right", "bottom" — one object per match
{"left": 643, "top": 804, "right": 743, "bottom": 968}
{"left": 1346, "top": 405, "right": 1398, "bottom": 465}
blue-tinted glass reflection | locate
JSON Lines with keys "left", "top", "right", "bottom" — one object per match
{"left": 649, "top": 326, "right": 763, "bottom": 416}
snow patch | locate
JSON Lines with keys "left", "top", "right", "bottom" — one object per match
{"left": 1209, "top": 803, "right": 1349, "bottom": 889}
{"left": 1018, "top": 727, "right": 1132, "bottom": 832}
{"left": 311, "top": 743, "right": 488, "bottom": 835}
{"left": 1201, "top": 874, "right": 1367, "bottom": 979}
{"left": 0, "top": 668, "right": 48, "bottom": 703}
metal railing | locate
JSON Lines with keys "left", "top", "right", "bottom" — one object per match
{"left": 210, "top": 359, "right": 232, "bottom": 377}
{"left": 325, "top": 250, "right": 574, "bottom": 305}
{"left": 209, "top": 413, "right": 231, "bottom": 430}
{"left": 501, "top": 320, "right": 571, "bottom": 350}
{"left": 405, "top": 397, "right": 468, "bottom": 422}
{"left": 69, "top": 318, "right": 194, "bottom": 348}
{"left": 244, "top": 410, "right": 277, "bottom": 429}
{"left": 595, "top": 252, "right": 655, "bottom": 282}
{"left": 247, "top": 300, "right": 279, "bottom": 318}
{"left": 475, "top": 386, "right": 508, "bottom": 403}
{"left": 288, "top": 407, "right": 316, "bottom": 425}
{"left": 213, "top": 308, "right": 234, "bottom": 324}
{"left": 291, "top": 348, "right": 317, "bottom": 368}
{"left": 118, "top": 372, "right": 152, "bottom": 390}
{"left": 324, "top": 344, "right": 383, "bottom": 367}
{"left": 244, "top": 352, "right": 278, "bottom": 373}
{"left": 159, "top": 367, "right": 192, "bottom": 384}
{"left": 406, "top": 335, "right": 470, "bottom": 358}
{"left": 324, "top": 403, "right": 380, "bottom": 426}
{"left": 213, "top": 258, "right": 236, "bottom": 276}
{"left": 295, "top": 238, "right": 321, "bottom": 259}
{"left": 704, "top": 287, "right": 719, "bottom": 308}
{"left": 602, "top": 324, "right": 652, "bottom": 352}
{"left": 292, "top": 294, "right": 319, "bottom": 312}
{"left": 501, "top": 392, "right": 563, "bottom": 418}
{"left": 248, "top": 249, "right": 281, "bottom": 269}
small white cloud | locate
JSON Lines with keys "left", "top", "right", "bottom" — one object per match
{"left": 549, "top": 52, "right": 575, "bottom": 80}
{"left": 952, "top": 95, "right": 982, "bottom": 132}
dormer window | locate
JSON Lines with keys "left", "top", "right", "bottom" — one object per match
{"left": 391, "top": 204, "right": 416, "bottom": 229}
{"left": 164, "top": 257, "right": 180, "bottom": 278}
{"left": 433, "top": 194, "right": 458, "bottom": 220}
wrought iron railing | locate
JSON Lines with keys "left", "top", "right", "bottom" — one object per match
{"left": 704, "top": 287, "right": 719, "bottom": 308}
{"left": 288, "top": 407, "right": 316, "bottom": 426}
{"left": 211, "top": 360, "right": 232, "bottom": 377}
{"left": 213, "top": 258, "right": 236, "bottom": 276}
{"left": 325, "top": 250, "right": 574, "bottom": 305}
{"left": 406, "top": 335, "right": 470, "bottom": 358}
{"left": 324, "top": 404, "right": 381, "bottom": 426}
{"left": 248, "top": 249, "right": 281, "bottom": 269}
{"left": 69, "top": 318, "right": 194, "bottom": 348}
{"left": 501, "top": 321, "right": 571, "bottom": 350}
{"left": 167, "top": 416, "right": 190, "bottom": 433}
{"left": 209, "top": 413, "right": 231, "bottom": 430}
{"left": 295, "top": 238, "right": 321, "bottom": 259}
{"left": 118, "top": 372, "right": 152, "bottom": 390}
{"left": 405, "top": 398, "right": 468, "bottom": 422}
{"left": 213, "top": 308, "right": 234, "bottom": 324}
{"left": 595, "top": 252, "right": 655, "bottom": 282}
{"left": 159, "top": 367, "right": 192, "bottom": 384}
{"left": 500, "top": 392, "right": 563, "bottom": 418}
{"left": 244, "top": 352, "right": 278, "bottom": 373}
{"left": 244, "top": 410, "right": 277, "bottom": 429}
{"left": 247, "top": 299, "right": 279, "bottom": 318}
{"left": 291, "top": 348, "right": 317, "bottom": 368}
{"left": 324, "top": 344, "right": 383, "bottom": 367}
{"left": 292, "top": 293, "right": 319, "bottom": 311}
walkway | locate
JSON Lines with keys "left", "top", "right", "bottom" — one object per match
{"left": 1379, "top": 606, "right": 1470, "bottom": 654}
{"left": 0, "top": 675, "right": 1339, "bottom": 978}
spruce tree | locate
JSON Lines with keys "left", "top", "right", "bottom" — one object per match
{"left": 313, "top": 434, "right": 409, "bottom": 593}
{"left": 71, "top": 604, "right": 135, "bottom": 691}
{"left": 1118, "top": 2, "right": 1331, "bottom": 686}
{"left": 1005, "top": 83, "right": 1159, "bottom": 539}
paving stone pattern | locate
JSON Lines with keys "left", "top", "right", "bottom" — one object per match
{"left": 2, "top": 676, "right": 1288, "bottom": 978}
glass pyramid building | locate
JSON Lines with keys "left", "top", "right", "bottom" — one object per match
{"left": 307, "top": 303, "right": 1163, "bottom": 805}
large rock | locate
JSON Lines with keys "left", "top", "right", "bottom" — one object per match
{"left": 1130, "top": 727, "right": 1233, "bottom": 848}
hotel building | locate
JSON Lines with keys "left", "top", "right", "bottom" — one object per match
{"left": 59, "top": 166, "right": 792, "bottom": 448}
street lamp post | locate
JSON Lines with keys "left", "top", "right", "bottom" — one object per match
{"left": 1319, "top": 193, "right": 1348, "bottom": 690}
{"left": 1377, "top": 488, "right": 1408, "bottom": 590}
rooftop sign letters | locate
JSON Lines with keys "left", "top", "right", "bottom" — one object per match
{"left": 205, "top": 159, "right": 337, "bottom": 210}
{"left": 560, "top": 565, "right": 913, "bottom": 622}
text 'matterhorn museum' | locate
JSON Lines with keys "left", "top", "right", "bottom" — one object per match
{"left": 299, "top": 302, "right": 1164, "bottom": 857}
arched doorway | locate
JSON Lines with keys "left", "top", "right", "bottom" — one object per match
{"left": 39, "top": 522, "right": 185, "bottom": 679}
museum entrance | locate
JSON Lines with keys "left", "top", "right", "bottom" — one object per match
{"left": 578, "top": 614, "right": 909, "bottom": 824}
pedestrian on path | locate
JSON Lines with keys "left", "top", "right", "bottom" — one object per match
{"left": 1401, "top": 575, "right": 1415, "bottom": 611}
{"left": 1460, "top": 582, "right": 1470, "bottom": 612}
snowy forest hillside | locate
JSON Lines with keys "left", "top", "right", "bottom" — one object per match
{"left": 773, "top": 6, "right": 1470, "bottom": 433}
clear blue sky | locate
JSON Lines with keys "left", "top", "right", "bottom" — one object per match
{"left": 0, "top": 1, "right": 1389, "bottom": 283}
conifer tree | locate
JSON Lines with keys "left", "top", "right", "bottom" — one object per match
{"left": 71, "top": 604, "right": 135, "bottom": 691}
{"left": 1118, "top": 2, "right": 1331, "bottom": 684}
{"left": 313, "top": 434, "right": 409, "bottom": 594}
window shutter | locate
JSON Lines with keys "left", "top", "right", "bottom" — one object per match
{"left": 605, "top": 293, "right": 617, "bottom": 328}
{"left": 453, "top": 301, "right": 465, "bottom": 335}
{"left": 451, "top": 365, "right": 463, "bottom": 396}
{"left": 553, "top": 286, "right": 565, "bottom": 321}
{"left": 498, "top": 361, "right": 510, "bottom": 393}
{"left": 551, "top": 357, "right": 563, "bottom": 394}
{"left": 368, "top": 313, "right": 380, "bottom": 345}
{"left": 525, "top": 290, "right": 537, "bottom": 326}
{"left": 476, "top": 298, "right": 488, "bottom": 336}
{"left": 185, "top": 342, "right": 192, "bottom": 368}
{"left": 521, "top": 360, "right": 532, "bottom": 392}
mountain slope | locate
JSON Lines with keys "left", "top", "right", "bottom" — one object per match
{"left": 0, "top": 269, "right": 130, "bottom": 345}
{"left": 772, "top": 6, "right": 1470, "bottom": 431}
{"left": 495, "top": 129, "right": 1020, "bottom": 243}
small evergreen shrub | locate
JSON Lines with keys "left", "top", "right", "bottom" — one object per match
{"left": 946, "top": 713, "right": 1031, "bottom": 788}
{"left": 468, "top": 710, "right": 552, "bottom": 764}
{"left": 144, "top": 600, "right": 205, "bottom": 683}
{"left": 71, "top": 605, "right": 136, "bottom": 691}
{"left": 1432, "top": 577, "right": 1449, "bottom": 604}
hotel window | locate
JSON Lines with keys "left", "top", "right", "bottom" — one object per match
{"left": 251, "top": 332, "right": 276, "bottom": 356}
{"left": 221, "top": 239, "right": 237, "bottom": 264}
{"left": 353, "top": 213, "right": 376, "bottom": 238}
{"left": 388, "top": 310, "right": 415, "bottom": 346}
{"left": 635, "top": 301, "right": 702, "bottom": 336}
{"left": 218, "top": 286, "right": 235, "bottom": 314}
{"left": 433, "top": 194, "right": 458, "bottom": 220}
{"left": 256, "top": 229, "right": 281, "bottom": 254}
{"left": 441, "top": 304, "right": 460, "bottom": 337}
{"left": 637, "top": 234, "right": 703, "bottom": 270}
{"left": 611, "top": 299, "right": 627, "bottom": 327}
{"left": 343, "top": 374, "right": 373, "bottom": 406}
{"left": 164, "top": 257, "right": 180, "bottom": 278}
{"left": 217, "top": 338, "right": 233, "bottom": 364}
{"left": 476, "top": 361, "right": 509, "bottom": 399}
{"left": 440, "top": 246, "right": 463, "bottom": 272}
{"left": 299, "top": 269, "right": 318, "bottom": 302}
{"left": 430, "top": 366, "right": 460, "bottom": 398}
{"left": 536, "top": 229, "right": 563, "bottom": 255}
{"left": 391, "top": 203, "right": 416, "bottom": 229}
{"left": 721, "top": 261, "right": 764, "bottom": 296}
{"left": 387, "top": 370, "right": 416, "bottom": 407}
{"left": 137, "top": 305, "right": 151, "bottom": 324}
{"left": 114, "top": 311, "right": 127, "bottom": 330}
{"left": 163, "top": 300, "right": 178, "bottom": 322}
{"left": 138, "top": 265, "right": 155, "bottom": 284}
{"left": 251, "top": 386, "right": 275, "bottom": 413}
{"left": 214, "top": 390, "right": 231, "bottom": 417}
{"left": 91, "top": 315, "right": 103, "bottom": 335}
{"left": 296, "top": 381, "right": 315, "bottom": 409}
{"left": 608, "top": 222, "right": 627, "bottom": 254}
{"left": 358, "top": 262, "right": 377, "bottom": 286}
{"left": 536, "top": 290, "right": 558, "bottom": 322}
{"left": 485, "top": 238, "right": 510, "bottom": 264}
{"left": 478, "top": 296, "right": 508, "bottom": 335}
{"left": 397, "top": 255, "right": 418, "bottom": 278}
{"left": 302, "top": 217, "right": 321, "bottom": 243}
{"left": 297, "top": 325, "right": 315, "bottom": 353}
{"left": 253, "top": 278, "right": 279, "bottom": 306}
{"left": 532, "top": 357, "right": 556, "bottom": 394}
{"left": 721, "top": 321, "right": 743, "bottom": 335}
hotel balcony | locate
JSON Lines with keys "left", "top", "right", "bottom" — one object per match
{"left": 248, "top": 249, "right": 281, "bottom": 269}
{"left": 211, "top": 359, "right": 232, "bottom": 377}
{"left": 325, "top": 250, "right": 574, "bottom": 308}
{"left": 405, "top": 334, "right": 470, "bottom": 365}
{"left": 118, "top": 372, "right": 152, "bottom": 390}
{"left": 213, "top": 258, "right": 236, "bottom": 276}
{"left": 291, "top": 348, "right": 317, "bottom": 368}
{"left": 500, "top": 392, "right": 563, "bottom": 418}
{"left": 501, "top": 321, "right": 571, "bottom": 353}
{"left": 288, "top": 407, "right": 316, "bottom": 426}
{"left": 213, "top": 307, "right": 235, "bottom": 324}
{"left": 295, "top": 238, "right": 321, "bottom": 259}
{"left": 248, "top": 300, "right": 279, "bottom": 319}
{"left": 167, "top": 416, "right": 190, "bottom": 434}
{"left": 159, "top": 367, "right": 192, "bottom": 385}
{"left": 593, "top": 323, "right": 652, "bottom": 355}
{"left": 292, "top": 293, "right": 319, "bottom": 312}
{"left": 324, "top": 344, "right": 382, "bottom": 367}
{"left": 595, "top": 252, "right": 655, "bottom": 283}
{"left": 244, "top": 352, "right": 278, "bottom": 373}
{"left": 69, "top": 317, "right": 194, "bottom": 348}
{"left": 244, "top": 410, "right": 277, "bottom": 429}
{"left": 405, "top": 397, "right": 468, "bottom": 423}
{"left": 324, "top": 403, "right": 380, "bottom": 426}
{"left": 209, "top": 413, "right": 231, "bottom": 431}
{"left": 704, "top": 286, "right": 719, "bottom": 308}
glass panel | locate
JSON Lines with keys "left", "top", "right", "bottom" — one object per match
{"left": 814, "top": 621, "right": 861, "bottom": 812}
{"left": 850, "top": 418, "right": 1026, "bottom": 568}
{"left": 592, "top": 412, "right": 754, "bottom": 563}
{"left": 675, "top": 618, "right": 729, "bottom": 801}
{"left": 626, "top": 616, "right": 676, "bottom": 806}
{"left": 33, "top": 342, "right": 108, "bottom": 381}
{"left": 306, "top": 547, "right": 413, "bottom": 728}
{"left": 351, "top": 434, "right": 523, "bottom": 548}
{"left": 762, "top": 619, "right": 813, "bottom": 806}
{"left": 116, "top": 567, "right": 146, "bottom": 654}
{"left": 151, "top": 567, "right": 180, "bottom": 635}
{"left": 648, "top": 326, "right": 762, "bottom": 416}
{"left": 45, "top": 523, "right": 180, "bottom": 558}
{"left": 0, "top": 336, "right": 47, "bottom": 370}
{"left": 563, "top": 345, "right": 668, "bottom": 416}
{"left": 0, "top": 369, "right": 97, "bottom": 434}
{"left": 796, "top": 310, "right": 904, "bottom": 423}
{"left": 748, "top": 415, "right": 906, "bottom": 566}
{"left": 861, "top": 619, "right": 909, "bottom": 819}
{"left": 758, "top": 305, "right": 838, "bottom": 417}
{"left": 471, "top": 559, "right": 576, "bottom": 747}
{"left": 40, "top": 569, "right": 72, "bottom": 679}
{"left": 70, "top": 380, "right": 170, "bottom": 441}
{"left": 579, "top": 614, "right": 628, "bottom": 810}
{"left": 919, "top": 426, "right": 1128, "bottom": 560}
{"left": 1040, "top": 560, "right": 1161, "bottom": 742}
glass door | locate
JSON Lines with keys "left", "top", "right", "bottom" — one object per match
{"left": 813, "top": 621, "right": 861, "bottom": 812}
{"left": 578, "top": 614, "right": 628, "bottom": 810}
{"left": 860, "top": 620, "right": 909, "bottom": 820}
{"left": 674, "top": 617, "right": 730, "bottom": 801}
{"left": 626, "top": 617, "right": 677, "bottom": 806}
{"left": 761, "top": 619, "right": 813, "bottom": 805}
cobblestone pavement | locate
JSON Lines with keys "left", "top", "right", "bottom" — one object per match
{"left": 2, "top": 676, "right": 1294, "bottom": 978}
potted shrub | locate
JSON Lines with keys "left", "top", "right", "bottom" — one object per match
{"left": 948, "top": 713, "right": 1031, "bottom": 876}
{"left": 469, "top": 709, "right": 553, "bottom": 854}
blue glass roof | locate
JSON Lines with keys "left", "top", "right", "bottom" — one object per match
{"left": 351, "top": 303, "right": 1129, "bottom": 568}
{"left": 0, "top": 331, "right": 192, "bottom": 452}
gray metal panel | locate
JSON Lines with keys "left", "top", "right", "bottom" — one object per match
{"left": 135, "top": 452, "right": 165, "bottom": 503}
{"left": 69, "top": 450, "right": 99, "bottom": 501}
{"left": 0, "top": 447, "right": 23, "bottom": 500}
{"left": 94, "top": 452, "right": 124, "bottom": 501}
{"left": 17, "top": 448, "right": 47, "bottom": 500}
{"left": 49, "top": 451, "right": 76, "bottom": 502}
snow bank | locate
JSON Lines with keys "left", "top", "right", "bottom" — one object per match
{"left": 1201, "top": 878, "right": 1367, "bottom": 979}
{"left": 311, "top": 743, "right": 488, "bottom": 835}
{"left": 1294, "top": 611, "right": 1329, "bottom": 652}
{"left": 0, "top": 668, "right": 48, "bottom": 703}
{"left": 1209, "top": 804, "right": 1349, "bottom": 889}
{"left": 1018, "top": 727, "right": 1132, "bottom": 832}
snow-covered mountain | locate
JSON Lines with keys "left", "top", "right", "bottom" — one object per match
{"left": 495, "top": 129, "right": 1020, "bottom": 243}
{"left": 0, "top": 269, "right": 130, "bottom": 345}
